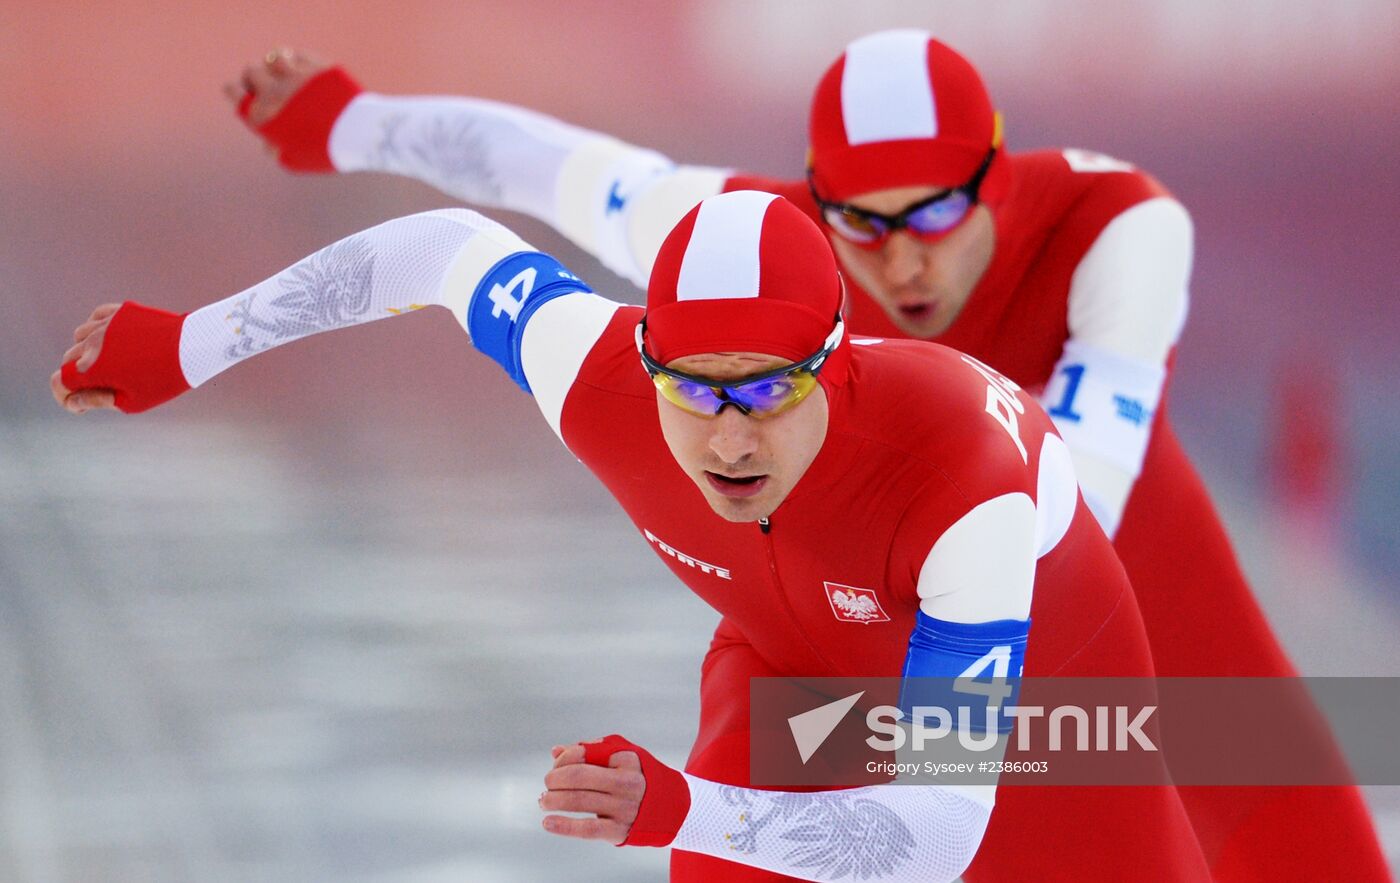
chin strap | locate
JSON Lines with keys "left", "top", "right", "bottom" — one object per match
{"left": 582, "top": 734, "right": 692, "bottom": 847}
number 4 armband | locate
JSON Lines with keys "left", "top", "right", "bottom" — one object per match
{"left": 467, "top": 251, "right": 593, "bottom": 392}
{"left": 899, "top": 611, "right": 1030, "bottom": 735}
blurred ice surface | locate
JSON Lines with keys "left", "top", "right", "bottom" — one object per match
{"left": 0, "top": 417, "right": 716, "bottom": 881}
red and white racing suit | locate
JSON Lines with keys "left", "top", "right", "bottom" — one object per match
{"left": 66, "top": 207, "right": 1212, "bottom": 880}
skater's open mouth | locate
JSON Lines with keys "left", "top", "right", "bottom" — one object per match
{"left": 897, "top": 302, "right": 936, "bottom": 321}
{"left": 705, "top": 471, "right": 769, "bottom": 498}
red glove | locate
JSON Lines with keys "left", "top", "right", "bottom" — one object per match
{"left": 61, "top": 301, "right": 190, "bottom": 414}
{"left": 583, "top": 734, "right": 692, "bottom": 847}
{"left": 239, "top": 66, "right": 363, "bottom": 172}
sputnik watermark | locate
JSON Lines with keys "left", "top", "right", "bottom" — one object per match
{"left": 787, "top": 691, "right": 1157, "bottom": 764}
{"left": 866, "top": 703, "right": 1158, "bottom": 753}
{"left": 755, "top": 677, "right": 1400, "bottom": 787}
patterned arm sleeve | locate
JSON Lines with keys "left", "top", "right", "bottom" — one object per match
{"left": 672, "top": 775, "right": 989, "bottom": 882}
{"left": 328, "top": 94, "right": 728, "bottom": 287}
{"left": 178, "top": 207, "right": 620, "bottom": 424}
{"left": 180, "top": 209, "right": 518, "bottom": 385}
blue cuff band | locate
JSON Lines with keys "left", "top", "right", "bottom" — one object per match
{"left": 467, "top": 251, "right": 592, "bottom": 393}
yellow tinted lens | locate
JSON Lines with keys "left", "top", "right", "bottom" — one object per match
{"left": 731, "top": 370, "right": 818, "bottom": 417}
{"left": 828, "top": 208, "right": 882, "bottom": 243}
{"left": 653, "top": 374, "right": 723, "bottom": 416}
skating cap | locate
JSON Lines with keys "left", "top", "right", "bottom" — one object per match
{"left": 808, "top": 29, "right": 1008, "bottom": 203}
{"left": 645, "top": 190, "right": 850, "bottom": 387}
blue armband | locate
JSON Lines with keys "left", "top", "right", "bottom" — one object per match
{"left": 899, "top": 611, "right": 1031, "bottom": 734}
{"left": 467, "top": 251, "right": 593, "bottom": 393}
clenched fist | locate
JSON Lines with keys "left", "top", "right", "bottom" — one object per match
{"left": 224, "top": 47, "right": 362, "bottom": 172}
{"left": 51, "top": 303, "right": 122, "bottom": 413}
{"left": 224, "top": 46, "right": 333, "bottom": 127}
{"left": 51, "top": 301, "right": 190, "bottom": 414}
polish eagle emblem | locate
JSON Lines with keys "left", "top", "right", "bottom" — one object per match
{"left": 823, "top": 582, "right": 891, "bottom": 624}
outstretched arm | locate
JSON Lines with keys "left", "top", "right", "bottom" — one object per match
{"left": 228, "top": 50, "right": 730, "bottom": 287}
{"left": 52, "top": 208, "right": 610, "bottom": 417}
{"left": 542, "top": 736, "right": 989, "bottom": 883}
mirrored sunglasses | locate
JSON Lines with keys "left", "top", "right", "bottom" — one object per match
{"left": 635, "top": 318, "right": 844, "bottom": 419}
{"left": 808, "top": 146, "right": 997, "bottom": 249}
